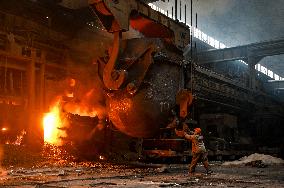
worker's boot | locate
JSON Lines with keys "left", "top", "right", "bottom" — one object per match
{"left": 206, "top": 169, "right": 213, "bottom": 175}
{"left": 203, "top": 161, "right": 212, "bottom": 174}
{"left": 188, "top": 168, "right": 195, "bottom": 177}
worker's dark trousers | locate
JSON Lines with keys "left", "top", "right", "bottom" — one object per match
{"left": 189, "top": 152, "right": 210, "bottom": 173}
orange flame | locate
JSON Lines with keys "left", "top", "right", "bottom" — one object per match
{"left": 62, "top": 88, "right": 99, "bottom": 117}
{"left": 43, "top": 100, "right": 66, "bottom": 146}
{"left": 64, "top": 103, "right": 98, "bottom": 117}
{"left": 43, "top": 93, "right": 100, "bottom": 145}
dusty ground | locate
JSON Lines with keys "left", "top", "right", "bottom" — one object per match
{"left": 0, "top": 145, "right": 283, "bottom": 187}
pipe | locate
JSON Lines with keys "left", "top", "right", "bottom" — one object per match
{"left": 28, "top": 49, "right": 36, "bottom": 114}
{"left": 196, "top": 13, "right": 198, "bottom": 28}
{"left": 180, "top": 0, "right": 181, "bottom": 20}
{"left": 190, "top": 0, "right": 193, "bottom": 93}
{"left": 39, "top": 51, "right": 46, "bottom": 113}
{"left": 175, "top": 0, "right": 177, "bottom": 20}
{"left": 185, "top": 4, "right": 186, "bottom": 23}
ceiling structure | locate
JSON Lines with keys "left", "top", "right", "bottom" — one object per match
{"left": 151, "top": 0, "right": 284, "bottom": 77}
{"left": 33, "top": 0, "right": 284, "bottom": 77}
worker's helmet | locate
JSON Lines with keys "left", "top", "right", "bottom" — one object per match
{"left": 194, "top": 127, "right": 201, "bottom": 134}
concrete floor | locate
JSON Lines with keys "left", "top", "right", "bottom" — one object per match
{"left": 1, "top": 161, "right": 284, "bottom": 187}
{"left": 0, "top": 145, "right": 283, "bottom": 187}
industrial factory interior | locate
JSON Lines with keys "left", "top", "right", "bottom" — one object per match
{"left": 0, "top": 0, "right": 283, "bottom": 187}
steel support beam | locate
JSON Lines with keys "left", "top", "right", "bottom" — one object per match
{"left": 265, "top": 80, "right": 284, "bottom": 89}
{"left": 248, "top": 57, "right": 257, "bottom": 90}
{"left": 196, "top": 39, "right": 284, "bottom": 65}
{"left": 26, "top": 49, "right": 44, "bottom": 149}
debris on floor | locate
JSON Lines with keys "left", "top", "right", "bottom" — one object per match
{"left": 222, "top": 153, "right": 284, "bottom": 166}
{"left": 1, "top": 145, "right": 284, "bottom": 187}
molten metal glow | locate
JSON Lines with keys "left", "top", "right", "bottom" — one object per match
{"left": 1, "top": 127, "right": 7, "bottom": 131}
{"left": 43, "top": 95, "right": 99, "bottom": 145}
{"left": 43, "top": 101, "right": 65, "bottom": 145}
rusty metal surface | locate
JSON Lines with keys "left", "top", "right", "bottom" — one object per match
{"left": 143, "top": 149, "right": 177, "bottom": 157}
{"left": 102, "top": 31, "right": 127, "bottom": 90}
{"left": 98, "top": 38, "right": 184, "bottom": 138}
{"left": 107, "top": 62, "right": 181, "bottom": 138}
{"left": 176, "top": 89, "right": 193, "bottom": 118}
{"left": 119, "top": 38, "right": 158, "bottom": 95}
{"left": 89, "top": 0, "right": 190, "bottom": 49}
{"left": 88, "top": 0, "right": 190, "bottom": 137}
{"left": 125, "top": 47, "right": 154, "bottom": 95}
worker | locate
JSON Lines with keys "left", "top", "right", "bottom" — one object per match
{"left": 177, "top": 127, "right": 212, "bottom": 175}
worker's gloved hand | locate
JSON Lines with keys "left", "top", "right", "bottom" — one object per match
{"left": 175, "top": 129, "right": 184, "bottom": 137}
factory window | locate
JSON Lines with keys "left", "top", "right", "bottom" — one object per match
{"left": 220, "top": 43, "right": 226, "bottom": 49}
{"left": 257, "top": 64, "right": 261, "bottom": 71}
{"left": 260, "top": 65, "right": 267, "bottom": 75}
{"left": 148, "top": 3, "right": 221, "bottom": 50}
{"left": 194, "top": 28, "right": 201, "bottom": 39}
{"left": 202, "top": 32, "right": 208, "bottom": 43}
{"left": 209, "top": 37, "right": 215, "bottom": 47}
{"left": 198, "top": 29, "right": 202, "bottom": 39}
{"left": 214, "top": 39, "right": 220, "bottom": 49}
{"left": 255, "top": 64, "right": 279, "bottom": 80}
{"left": 268, "top": 69, "right": 273, "bottom": 78}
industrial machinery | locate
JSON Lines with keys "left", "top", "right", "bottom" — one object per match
{"left": 88, "top": 0, "right": 191, "bottom": 138}
{"left": 56, "top": 0, "right": 194, "bottom": 160}
{"left": 85, "top": 0, "right": 284, "bottom": 160}
{"left": 0, "top": 0, "right": 283, "bottom": 160}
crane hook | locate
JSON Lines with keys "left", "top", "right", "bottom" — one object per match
{"left": 103, "top": 31, "right": 127, "bottom": 90}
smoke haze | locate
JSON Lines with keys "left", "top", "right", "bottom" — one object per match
{"left": 153, "top": 0, "right": 284, "bottom": 76}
